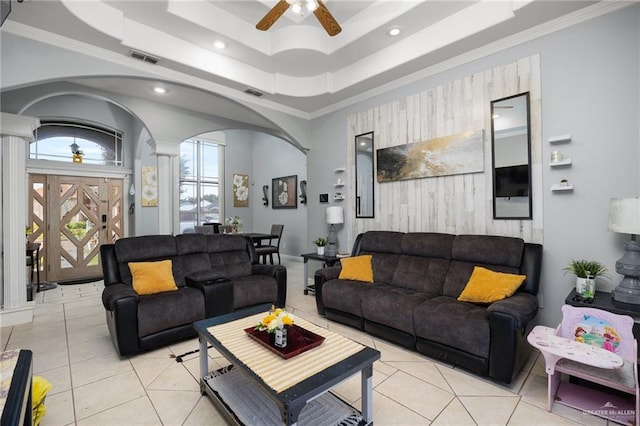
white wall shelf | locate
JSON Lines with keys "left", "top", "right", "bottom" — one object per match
{"left": 551, "top": 184, "right": 574, "bottom": 192}
{"left": 548, "top": 134, "right": 572, "bottom": 144}
{"left": 333, "top": 183, "right": 344, "bottom": 187}
{"left": 333, "top": 167, "right": 345, "bottom": 173}
{"left": 549, "top": 158, "right": 572, "bottom": 167}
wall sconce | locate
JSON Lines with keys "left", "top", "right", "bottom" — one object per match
{"left": 299, "top": 180, "right": 307, "bottom": 204}
{"left": 262, "top": 185, "right": 269, "bottom": 206}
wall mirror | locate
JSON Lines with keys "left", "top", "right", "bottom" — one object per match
{"left": 491, "top": 92, "right": 532, "bottom": 220}
{"left": 355, "top": 132, "right": 374, "bottom": 218}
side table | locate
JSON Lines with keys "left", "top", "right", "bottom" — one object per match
{"left": 300, "top": 253, "right": 341, "bottom": 295}
{"left": 565, "top": 289, "right": 640, "bottom": 341}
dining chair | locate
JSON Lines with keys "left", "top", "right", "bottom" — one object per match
{"left": 537, "top": 305, "right": 638, "bottom": 425}
{"left": 255, "top": 224, "right": 284, "bottom": 265}
{"left": 204, "top": 222, "right": 221, "bottom": 234}
{"left": 194, "top": 226, "right": 215, "bottom": 235}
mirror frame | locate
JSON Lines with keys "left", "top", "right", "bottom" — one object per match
{"left": 491, "top": 92, "right": 533, "bottom": 220}
{"left": 355, "top": 131, "right": 375, "bottom": 218}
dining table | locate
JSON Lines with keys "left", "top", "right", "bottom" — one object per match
{"left": 240, "top": 232, "right": 278, "bottom": 247}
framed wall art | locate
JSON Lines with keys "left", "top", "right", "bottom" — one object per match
{"left": 141, "top": 166, "right": 158, "bottom": 207}
{"left": 232, "top": 173, "right": 249, "bottom": 207}
{"left": 272, "top": 175, "right": 297, "bottom": 209}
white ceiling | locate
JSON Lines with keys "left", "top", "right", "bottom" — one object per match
{"left": 3, "top": 0, "right": 610, "bottom": 118}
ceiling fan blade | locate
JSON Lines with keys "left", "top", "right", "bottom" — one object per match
{"left": 314, "top": 0, "right": 342, "bottom": 36}
{"left": 256, "top": 0, "right": 290, "bottom": 31}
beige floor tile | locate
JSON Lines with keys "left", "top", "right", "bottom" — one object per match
{"left": 73, "top": 370, "right": 146, "bottom": 420}
{"left": 438, "top": 365, "right": 515, "bottom": 397}
{"left": 32, "top": 311, "right": 66, "bottom": 324}
{"left": 459, "top": 395, "right": 520, "bottom": 425}
{"left": 66, "top": 323, "right": 110, "bottom": 347}
{"left": 33, "top": 303, "right": 64, "bottom": 315}
{"left": 183, "top": 396, "right": 228, "bottom": 425}
{"left": 68, "top": 335, "right": 115, "bottom": 364}
{"left": 508, "top": 400, "right": 579, "bottom": 425}
{"left": 134, "top": 345, "right": 176, "bottom": 360}
{"left": 384, "top": 361, "right": 453, "bottom": 393}
{"left": 64, "top": 304, "right": 105, "bottom": 321}
{"left": 375, "top": 370, "right": 453, "bottom": 420}
{"left": 76, "top": 396, "right": 161, "bottom": 426}
{"left": 39, "top": 389, "right": 75, "bottom": 426}
{"left": 373, "top": 339, "right": 428, "bottom": 363}
{"left": 147, "top": 390, "right": 202, "bottom": 425}
{"left": 519, "top": 372, "right": 550, "bottom": 410}
{"left": 71, "top": 353, "right": 133, "bottom": 387}
{"left": 1, "top": 327, "right": 12, "bottom": 350}
{"left": 130, "top": 355, "right": 174, "bottom": 387}
{"left": 146, "top": 361, "right": 200, "bottom": 391}
{"left": 432, "top": 397, "right": 476, "bottom": 425}
{"left": 530, "top": 352, "right": 547, "bottom": 378}
{"left": 33, "top": 347, "right": 70, "bottom": 374}
{"left": 373, "top": 359, "right": 398, "bottom": 377}
{"left": 181, "top": 355, "right": 228, "bottom": 382}
{"left": 37, "top": 364, "right": 71, "bottom": 396}
{"left": 8, "top": 323, "right": 67, "bottom": 347}
{"left": 353, "top": 390, "right": 430, "bottom": 425}
{"left": 167, "top": 337, "right": 202, "bottom": 358}
{"left": 66, "top": 314, "right": 107, "bottom": 332}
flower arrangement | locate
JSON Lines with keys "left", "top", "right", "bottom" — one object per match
{"left": 255, "top": 306, "right": 294, "bottom": 333}
{"left": 225, "top": 216, "right": 242, "bottom": 227}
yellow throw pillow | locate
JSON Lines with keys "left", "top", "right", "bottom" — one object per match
{"left": 338, "top": 255, "right": 374, "bottom": 283}
{"left": 457, "top": 266, "right": 526, "bottom": 303}
{"left": 129, "top": 260, "right": 178, "bottom": 295}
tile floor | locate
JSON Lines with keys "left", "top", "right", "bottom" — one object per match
{"left": 2, "top": 259, "right": 612, "bottom": 425}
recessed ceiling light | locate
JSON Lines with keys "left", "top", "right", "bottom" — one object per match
{"left": 387, "top": 27, "right": 401, "bottom": 37}
{"left": 213, "top": 40, "right": 226, "bottom": 50}
{"left": 492, "top": 114, "right": 501, "bottom": 119}
{"left": 153, "top": 86, "right": 167, "bottom": 95}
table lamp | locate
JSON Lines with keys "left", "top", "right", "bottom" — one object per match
{"left": 608, "top": 197, "right": 640, "bottom": 304}
{"left": 326, "top": 206, "right": 344, "bottom": 257}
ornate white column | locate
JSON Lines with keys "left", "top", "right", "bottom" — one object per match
{"left": 1, "top": 113, "right": 40, "bottom": 326}
{"left": 149, "top": 138, "right": 180, "bottom": 235}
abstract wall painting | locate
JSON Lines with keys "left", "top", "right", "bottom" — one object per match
{"left": 377, "top": 130, "right": 484, "bottom": 183}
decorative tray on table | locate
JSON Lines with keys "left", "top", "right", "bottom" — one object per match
{"left": 244, "top": 325, "right": 325, "bottom": 359}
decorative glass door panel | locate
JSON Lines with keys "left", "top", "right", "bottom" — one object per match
{"left": 32, "top": 175, "right": 123, "bottom": 282}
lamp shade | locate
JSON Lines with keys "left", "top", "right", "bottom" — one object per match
{"left": 326, "top": 206, "right": 344, "bottom": 225}
{"left": 608, "top": 198, "right": 640, "bottom": 235}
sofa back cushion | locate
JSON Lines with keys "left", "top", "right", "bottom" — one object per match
{"left": 443, "top": 235, "right": 524, "bottom": 298}
{"left": 390, "top": 233, "right": 455, "bottom": 293}
{"left": 176, "top": 234, "right": 212, "bottom": 275}
{"left": 114, "top": 235, "right": 185, "bottom": 287}
{"left": 206, "top": 235, "right": 252, "bottom": 278}
{"left": 356, "top": 231, "right": 404, "bottom": 284}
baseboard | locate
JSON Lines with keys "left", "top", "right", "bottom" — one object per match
{"left": 0, "top": 304, "right": 35, "bottom": 326}
{"left": 280, "top": 254, "right": 303, "bottom": 263}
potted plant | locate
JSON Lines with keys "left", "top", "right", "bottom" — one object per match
{"left": 564, "top": 259, "right": 608, "bottom": 295}
{"left": 314, "top": 238, "right": 327, "bottom": 255}
{"left": 225, "top": 216, "right": 242, "bottom": 233}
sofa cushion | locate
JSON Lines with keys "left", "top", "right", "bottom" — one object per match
{"left": 361, "top": 284, "right": 430, "bottom": 335}
{"left": 452, "top": 235, "right": 524, "bottom": 268}
{"left": 129, "top": 260, "right": 178, "bottom": 296}
{"left": 231, "top": 275, "right": 277, "bottom": 309}
{"left": 137, "top": 287, "right": 204, "bottom": 337}
{"left": 401, "top": 232, "right": 455, "bottom": 258}
{"left": 115, "top": 235, "right": 186, "bottom": 287}
{"left": 458, "top": 266, "right": 526, "bottom": 303}
{"left": 339, "top": 255, "right": 374, "bottom": 282}
{"left": 414, "top": 296, "right": 490, "bottom": 359}
{"left": 358, "top": 231, "right": 404, "bottom": 284}
{"left": 443, "top": 261, "right": 521, "bottom": 298}
{"left": 391, "top": 255, "right": 450, "bottom": 294}
{"left": 322, "top": 279, "right": 374, "bottom": 317}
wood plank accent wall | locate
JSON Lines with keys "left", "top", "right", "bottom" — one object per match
{"left": 347, "top": 55, "right": 543, "bottom": 246}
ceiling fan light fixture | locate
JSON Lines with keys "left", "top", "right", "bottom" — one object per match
{"left": 213, "top": 40, "right": 226, "bottom": 49}
{"left": 291, "top": 2, "right": 302, "bottom": 15}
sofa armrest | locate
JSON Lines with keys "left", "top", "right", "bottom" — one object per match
{"left": 487, "top": 292, "right": 538, "bottom": 383}
{"left": 314, "top": 266, "right": 341, "bottom": 315}
{"left": 185, "top": 275, "right": 232, "bottom": 317}
{"left": 101, "top": 283, "right": 140, "bottom": 356}
{"left": 486, "top": 292, "right": 538, "bottom": 328}
{"left": 102, "top": 283, "right": 138, "bottom": 311}
{"left": 251, "top": 265, "right": 287, "bottom": 308}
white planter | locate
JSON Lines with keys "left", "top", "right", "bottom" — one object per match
{"left": 317, "top": 246, "right": 325, "bottom": 255}
{"left": 576, "top": 277, "right": 586, "bottom": 294}
{"left": 576, "top": 277, "right": 595, "bottom": 297}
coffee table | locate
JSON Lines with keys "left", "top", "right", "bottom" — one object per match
{"left": 193, "top": 304, "right": 380, "bottom": 425}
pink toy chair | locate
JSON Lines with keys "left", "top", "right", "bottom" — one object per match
{"left": 540, "top": 305, "right": 638, "bottom": 425}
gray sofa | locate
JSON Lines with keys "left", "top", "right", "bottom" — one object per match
{"left": 100, "top": 233, "right": 287, "bottom": 356}
{"left": 314, "top": 231, "right": 542, "bottom": 383}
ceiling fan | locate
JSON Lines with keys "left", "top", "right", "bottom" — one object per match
{"left": 256, "top": 0, "right": 342, "bottom": 37}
